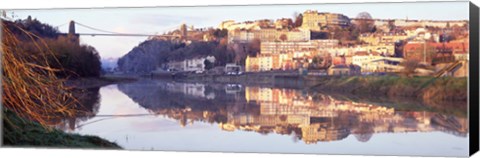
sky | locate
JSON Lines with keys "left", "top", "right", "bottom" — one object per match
{"left": 4, "top": 1, "right": 469, "bottom": 60}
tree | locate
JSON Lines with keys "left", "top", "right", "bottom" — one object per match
{"left": 5, "top": 18, "right": 60, "bottom": 41}
{"left": 41, "top": 37, "right": 102, "bottom": 78}
{"left": 293, "top": 13, "right": 303, "bottom": 28}
{"left": 309, "top": 56, "right": 324, "bottom": 69}
{"left": 204, "top": 59, "right": 214, "bottom": 70}
{"left": 330, "top": 26, "right": 360, "bottom": 44}
{"left": 400, "top": 59, "right": 420, "bottom": 77}
{"left": 279, "top": 34, "right": 288, "bottom": 42}
{"left": 4, "top": 19, "right": 101, "bottom": 78}
{"left": 387, "top": 20, "right": 396, "bottom": 30}
{"left": 212, "top": 29, "right": 228, "bottom": 38}
{"left": 247, "top": 38, "right": 261, "bottom": 56}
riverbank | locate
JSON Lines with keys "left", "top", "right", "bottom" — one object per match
{"left": 2, "top": 109, "right": 121, "bottom": 148}
{"left": 311, "top": 76, "right": 467, "bottom": 102}
{"left": 3, "top": 75, "right": 135, "bottom": 148}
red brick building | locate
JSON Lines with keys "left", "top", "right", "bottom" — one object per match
{"left": 403, "top": 41, "right": 468, "bottom": 65}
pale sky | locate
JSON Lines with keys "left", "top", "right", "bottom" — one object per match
{"left": 5, "top": 1, "right": 469, "bottom": 59}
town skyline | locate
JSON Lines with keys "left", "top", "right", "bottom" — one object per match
{"left": 2, "top": 1, "right": 473, "bottom": 156}
{"left": 7, "top": 1, "right": 468, "bottom": 59}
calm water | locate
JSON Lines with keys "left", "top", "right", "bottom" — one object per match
{"left": 58, "top": 79, "right": 469, "bottom": 157}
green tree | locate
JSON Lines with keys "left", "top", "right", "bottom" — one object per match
{"left": 204, "top": 59, "right": 214, "bottom": 70}
{"left": 41, "top": 37, "right": 102, "bottom": 78}
{"left": 309, "top": 56, "right": 324, "bottom": 69}
{"left": 4, "top": 18, "right": 102, "bottom": 78}
{"left": 212, "top": 29, "right": 228, "bottom": 38}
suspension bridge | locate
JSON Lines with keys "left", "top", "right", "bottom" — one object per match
{"left": 58, "top": 20, "right": 182, "bottom": 38}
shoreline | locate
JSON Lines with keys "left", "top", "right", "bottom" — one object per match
{"left": 2, "top": 109, "right": 122, "bottom": 149}
{"left": 2, "top": 75, "right": 138, "bottom": 149}
{"left": 65, "top": 75, "right": 138, "bottom": 89}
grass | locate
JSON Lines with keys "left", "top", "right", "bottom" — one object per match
{"left": 3, "top": 109, "right": 121, "bottom": 148}
{"left": 2, "top": 22, "right": 120, "bottom": 148}
{"left": 2, "top": 25, "right": 78, "bottom": 127}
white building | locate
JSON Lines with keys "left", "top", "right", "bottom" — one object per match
{"left": 228, "top": 29, "right": 310, "bottom": 44}
{"left": 168, "top": 56, "right": 216, "bottom": 72}
{"left": 260, "top": 39, "right": 338, "bottom": 54}
{"left": 351, "top": 51, "right": 384, "bottom": 73}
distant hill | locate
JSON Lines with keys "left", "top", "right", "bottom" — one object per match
{"left": 101, "top": 57, "right": 118, "bottom": 72}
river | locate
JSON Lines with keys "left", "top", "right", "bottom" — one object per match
{"left": 57, "top": 79, "right": 469, "bottom": 157}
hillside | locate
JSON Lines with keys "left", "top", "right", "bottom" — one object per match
{"left": 117, "top": 39, "right": 236, "bottom": 74}
{"left": 117, "top": 39, "right": 175, "bottom": 74}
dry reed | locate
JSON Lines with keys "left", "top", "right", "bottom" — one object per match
{"left": 2, "top": 24, "right": 79, "bottom": 128}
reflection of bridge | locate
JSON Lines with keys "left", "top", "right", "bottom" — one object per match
{"left": 73, "top": 113, "right": 157, "bottom": 129}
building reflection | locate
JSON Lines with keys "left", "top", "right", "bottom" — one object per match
{"left": 115, "top": 81, "right": 468, "bottom": 144}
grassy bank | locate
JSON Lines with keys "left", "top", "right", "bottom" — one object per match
{"left": 2, "top": 23, "right": 123, "bottom": 148}
{"left": 312, "top": 76, "right": 467, "bottom": 102}
{"left": 2, "top": 109, "right": 121, "bottom": 148}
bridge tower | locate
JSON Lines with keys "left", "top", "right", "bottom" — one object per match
{"left": 68, "top": 20, "right": 76, "bottom": 35}
{"left": 67, "top": 20, "right": 79, "bottom": 44}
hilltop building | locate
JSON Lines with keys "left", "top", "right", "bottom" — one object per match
{"left": 260, "top": 39, "right": 339, "bottom": 54}
{"left": 301, "top": 10, "right": 351, "bottom": 31}
{"left": 227, "top": 28, "right": 311, "bottom": 44}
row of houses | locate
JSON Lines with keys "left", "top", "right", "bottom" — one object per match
{"left": 260, "top": 39, "right": 339, "bottom": 54}
{"left": 227, "top": 28, "right": 311, "bottom": 44}
{"left": 359, "top": 32, "right": 409, "bottom": 45}
{"left": 245, "top": 49, "right": 330, "bottom": 72}
{"left": 351, "top": 18, "right": 468, "bottom": 28}
{"left": 245, "top": 38, "right": 401, "bottom": 73}
{"left": 219, "top": 10, "right": 467, "bottom": 33}
{"left": 217, "top": 10, "right": 470, "bottom": 77}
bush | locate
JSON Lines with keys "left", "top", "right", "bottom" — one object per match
{"left": 4, "top": 19, "right": 102, "bottom": 78}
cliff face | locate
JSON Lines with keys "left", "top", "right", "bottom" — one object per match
{"left": 117, "top": 40, "right": 173, "bottom": 74}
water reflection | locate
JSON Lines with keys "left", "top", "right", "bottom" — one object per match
{"left": 114, "top": 80, "right": 467, "bottom": 144}
{"left": 49, "top": 87, "right": 101, "bottom": 131}
{"left": 56, "top": 80, "right": 469, "bottom": 156}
